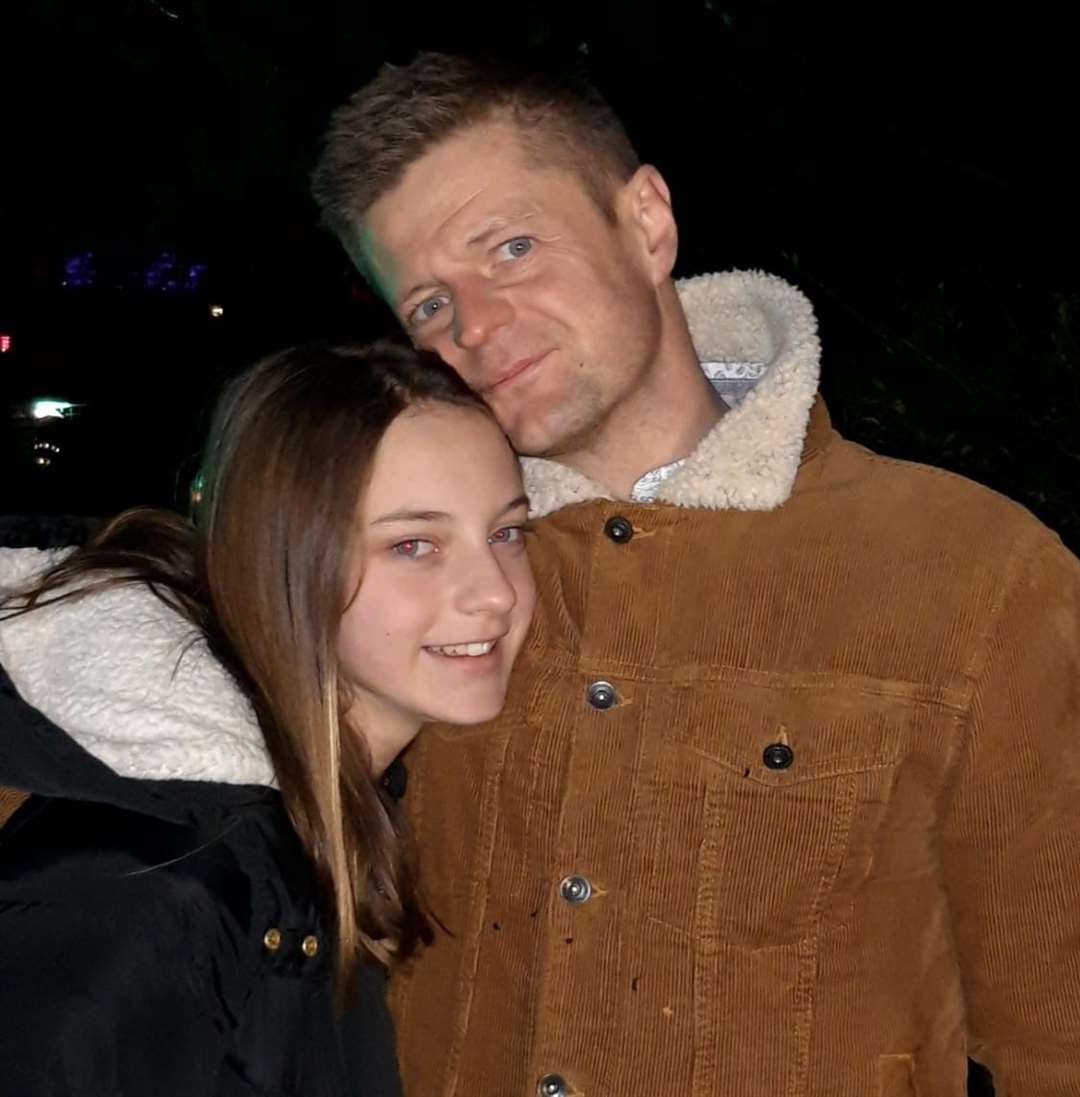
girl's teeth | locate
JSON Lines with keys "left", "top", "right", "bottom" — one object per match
{"left": 429, "top": 641, "right": 495, "bottom": 657}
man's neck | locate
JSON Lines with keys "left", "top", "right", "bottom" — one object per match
{"left": 560, "top": 337, "right": 727, "bottom": 500}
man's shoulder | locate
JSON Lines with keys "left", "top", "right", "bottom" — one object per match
{"left": 816, "top": 432, "right": 1064, "bottom": 563}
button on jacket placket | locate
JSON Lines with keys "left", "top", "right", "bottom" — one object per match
{"left": 603, "top": 516, "right": 634, "bottom": 544}
{"left": 537, "top": 1072, "right": 569, "bottom": 1097}
{"left": 586, "top": 680, "right": 617, "bottom": 710}
{"left": 559, "top": 875, "right": 593, "bottom": 905}
{"left": 526, "top": 508, "right": 659, "bottom": 1096}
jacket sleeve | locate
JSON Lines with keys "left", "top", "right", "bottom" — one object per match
{"left": 0, "top": 799, "right": 253, "bottom": 1097}
{"left": 940, "top": 527, "right": 1080, "bottom": 1094}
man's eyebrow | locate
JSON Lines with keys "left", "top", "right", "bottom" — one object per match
{"left": 398, "top": 283, "right": 439, "bottom": 315}
{"left": 465, "top": 218, "right": 512, "bottom": 248}
{"left": 466, "top": 212, "right": 536, "bottom": 248}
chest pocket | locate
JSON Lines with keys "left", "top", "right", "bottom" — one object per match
{"left": 640, "top": 680, "right": 904, "bottom": 949}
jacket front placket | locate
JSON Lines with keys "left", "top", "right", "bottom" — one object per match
{"left": 516, "top": 498, "right": 686, "bottom": 1097}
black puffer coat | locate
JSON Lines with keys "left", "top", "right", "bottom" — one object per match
{"left": 0, "top": 664, "right": 403, "bottom": 1097}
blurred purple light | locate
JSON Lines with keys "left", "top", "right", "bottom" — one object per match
{"left": 61, "top": 251, "right": 96, "bottom": 288}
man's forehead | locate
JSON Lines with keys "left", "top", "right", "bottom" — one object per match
{"left": 369, "top": 126, "right": 531, "bottom": 230}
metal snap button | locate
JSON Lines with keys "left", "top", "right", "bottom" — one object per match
{"left": 301, "top": 934, "right": 319, "bottom": 958}
{"left": 537, "top": 1074, "right": 568, "bottom": 1097}
{"left": 262, "top": 927, "right": 282, "bottom": 952}
{"left": 762, "top": 742, "right": 795, "bottom": 770}
{"left": 559, "top": 874, "right": 593, "bottom": 905}
{"left": 603, "top": 516, "right": 634, "bottom": 543}
{"left": 586, "top": 680, "right": 617, "bottom": 710}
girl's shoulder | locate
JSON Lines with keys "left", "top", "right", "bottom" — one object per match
{"left": 0, "top": 783, "right": 297, "bottom": 942}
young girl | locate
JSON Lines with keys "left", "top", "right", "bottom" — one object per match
{"left": 0, "top": 341, "right": 535, "bottom": 1096}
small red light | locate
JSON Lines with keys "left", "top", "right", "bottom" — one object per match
{"left": 0, "top": 334, "right": 11, "bottom": 353}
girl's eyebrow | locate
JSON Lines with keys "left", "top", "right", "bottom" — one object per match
{"left": 371, "top": 509, "right": 451, "bottom": 526}
{"left": 371, "top": 495, "right": 528, "bottom": 527}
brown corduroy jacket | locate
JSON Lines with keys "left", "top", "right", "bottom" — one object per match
{"left": 388, "top": 273, "right": 1080, "bottom": 1097}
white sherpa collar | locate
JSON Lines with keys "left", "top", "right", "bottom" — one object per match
{"left": 521, "top": 270, "right": 821, "bottom": 517}
{"left": 0, "top": 549, "right": 275, "bottom": 788}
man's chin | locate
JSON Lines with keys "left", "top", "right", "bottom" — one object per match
{"left": 496, "top": 412, "right": 545, "bottom": 457}
{"left": 507, "top": 428, "right": 568, "bottom": 462}
{"left": 497, "top": 408, "right": 568, "bottom": 458}
{"left": 495, "top": 388, "right": 604, "bottom": 460}
{"left": 511, "top": 423, "right": 595, "bottom": 465}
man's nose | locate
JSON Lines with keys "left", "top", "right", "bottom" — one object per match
{"left": 453, "top": 280, "right": 514, "bottom": 350}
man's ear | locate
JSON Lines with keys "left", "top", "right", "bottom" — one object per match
{"left": 618, "top": 164, "right": 678, "bottom": 284}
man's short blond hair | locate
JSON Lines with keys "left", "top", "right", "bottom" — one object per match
{"left": 311, "top": 52, "right": 641, "bottom": 258}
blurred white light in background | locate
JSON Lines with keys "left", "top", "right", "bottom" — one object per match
{"left": 209, "top": 305, "right": 224, "bottom": 318}
{"left": 30, "top": 399, "right": 76, "bottom": 420}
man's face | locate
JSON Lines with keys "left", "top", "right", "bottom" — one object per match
{"left": 361, "top": 123, "right": 671, "bottom": 459}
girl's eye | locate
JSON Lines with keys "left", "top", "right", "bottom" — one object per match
{"left": 490, "top": 526, "right": 526, "bottom": 545}
{"left": 409, "top": 295, "right": 451, "bottom": 327}
{"left": 392, "top": 539, "right": 436, "bottom": 559}
{"left": 495, "top": 236, "right": 533, "bottom": 261}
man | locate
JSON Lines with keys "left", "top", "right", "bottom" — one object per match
{"left": 310, "top": 54, "right": 1080, "bottom": 1096}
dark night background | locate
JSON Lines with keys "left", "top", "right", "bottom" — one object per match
{"left": 1, "top": 5, "right": 1076, "bottom": 1088}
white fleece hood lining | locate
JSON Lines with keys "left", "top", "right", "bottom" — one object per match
{"left": 521, "top": 270, "right": 821, "bottom": 517}
{"left": 0, "top": 549, "right": 275, "bottom": 788}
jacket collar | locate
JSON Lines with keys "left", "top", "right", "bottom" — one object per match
{"left": 521, "top": 270, "right": 823, "bottom": 517}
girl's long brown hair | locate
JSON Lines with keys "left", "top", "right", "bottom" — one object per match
{"left": 4, "top": 341, "right": 489, "bottom": 993}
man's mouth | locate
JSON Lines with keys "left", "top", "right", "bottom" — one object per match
{"left": 487, "top": 350, "right": 551, "bottom": 392}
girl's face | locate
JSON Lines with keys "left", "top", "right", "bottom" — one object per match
{"left": 338, "top": 402, "right": 536, "bottom": 772}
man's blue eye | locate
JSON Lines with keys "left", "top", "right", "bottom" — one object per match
{"left": 498, "top": 237, "right": 533, "bottom": 260}
{"left": 411, "top": 296, "right": 450, "bottom": 325}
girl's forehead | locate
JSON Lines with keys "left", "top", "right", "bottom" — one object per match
{"left": 362, "top": 404, "right": 520, "bottom": 520}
